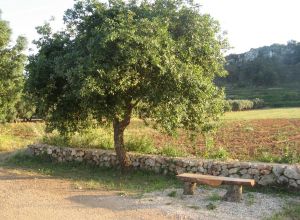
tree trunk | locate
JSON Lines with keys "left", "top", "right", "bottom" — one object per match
{"left": 113, "top": 105, "right": 133, "bottom": 173}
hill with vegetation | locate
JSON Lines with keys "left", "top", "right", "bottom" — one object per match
{"left": 221, "top": 41, "right": 300, "bottom": 107}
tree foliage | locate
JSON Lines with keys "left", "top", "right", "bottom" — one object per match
{"left": 0, "top": 12, "right": 27, "bottom": 122}
{"left": 27, "top": 0, "right": 228, "bottom": 170}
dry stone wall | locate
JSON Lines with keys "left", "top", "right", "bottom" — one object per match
{"left": 27, "top": 144, "right": 300, "bottom": 189}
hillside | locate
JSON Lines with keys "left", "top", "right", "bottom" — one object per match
{"left": 224, "top": 40, "right": 300, "bottom": 86}
{"left": 222, "top": 41, "right": 300, "bottom": 107}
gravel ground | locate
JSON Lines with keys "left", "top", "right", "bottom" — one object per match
{"left": 141, "top": 188, "right": 296, "bottom": 220}
{"left": 0, "top": 167, "right": 298, "bottom": 220}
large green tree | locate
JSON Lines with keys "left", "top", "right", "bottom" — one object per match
{"left": 0, "top": 12, "right": 27, "bottom": 122}
{"left": 27, "top": 0, "right": 228, "bottom": 170}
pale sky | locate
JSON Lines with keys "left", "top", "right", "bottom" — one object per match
{"left": 1, "top": 0, "right": 300, "bottom": 54}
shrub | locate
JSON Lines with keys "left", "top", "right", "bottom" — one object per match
{"left": 255, "top": 146, "right": 300, "bottom": 164}
{"left": 226, "top": 98, "right": 265, "bottom": 111}
{"left": 43, "top": 127, "right": 114, "bottom": 150}
{"left": 252, "top": 98, "right": 265, "bottom": 109}
{"left": 160, "top": 145, "right": 187, "bottom": 157}
{"left": 228, "top": 100, "right": 254, "bottom": 111}
{"left": 203, "top": 147, "right": 229, "bottom": 160}
{"left": 125, "top": 136, "right": 157, "bottom": 154}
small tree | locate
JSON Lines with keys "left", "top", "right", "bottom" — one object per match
{"left": 27, "top": 0, "right": 228, "bottom": 171}
{"left": 0, "top": 11, "right": 27, "bottom": 122}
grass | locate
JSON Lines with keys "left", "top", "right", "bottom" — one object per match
{"left": 207, "top": 193, "right": 222, "bottom": 202}
{"left": 223, "top": 107, "right": 300, "bottom": 120}
{"left": 2, "top": 152, "right": 181, "bottom": 194}
{"left": 265, "top": 202, "right": 300, "bottom": 220}
{"left": 245, "top": 193, "right": 255, "bottom": 206}
{"left": 0, "top": 122, "right": 44, "bottom": 152}
{"left": 167, "top": 190, "right": 177, "bottom": 197}
{"left": 243, "top": 185, "right": 300, "bottom": 197}
{"left": 187, "top": 205, "right": 200, "bottom": 210}
{"left": 206, "top": 202, "right": 217, "bottom": 210}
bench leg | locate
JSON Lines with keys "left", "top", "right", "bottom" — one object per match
{"left": 183, "top": 182, "right": 196, "bottom": 195}
{"left": 222, "top": 185, "right": 243, "bottom": 202}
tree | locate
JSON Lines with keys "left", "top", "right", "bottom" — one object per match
{"left": 0, "top": 11, "right": 27, "bottom": 122}
{"left": 15, "top": 92, "right": 36, "bottom": 121}
{"left": 27, "top": 0, "right": 228, "bottom": 171}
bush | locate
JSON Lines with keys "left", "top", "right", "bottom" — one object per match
{"left": 252, "top": 98, "right": 265, "bottom": 109}
{"left": 43, "top": 127, "right": 114, "bottom": 150}
{"left": 226, "top": 98, "right": 265, "bottom": 111}
{"left": 125, "top": 136, "right": 157, "bottom": 154}
{"left": 160, "top": 145, "right": 187, "bottom": 157}
{"left": 228, "top": 100, "right": 254, "bottom": 111}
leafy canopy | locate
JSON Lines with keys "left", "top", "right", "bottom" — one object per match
{"left": 27, "top": 0, "right": 228, "bottom": 134}
{"left": 0, "top": 12, "right": 27, "bottom": 122}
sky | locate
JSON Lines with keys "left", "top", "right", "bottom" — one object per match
{"left": 1, "top": 0, "right": 300, "bottom": 54}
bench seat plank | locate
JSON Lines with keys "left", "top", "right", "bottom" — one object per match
{"left": 177, "top": 173, "right": 255, "bottom": 187}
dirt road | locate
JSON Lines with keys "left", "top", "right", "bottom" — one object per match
{"left": 1, "top": 167, "right": 297, "bottom": 220}
{"left": 0, "top": 168, "right": 179, "bottom": 220}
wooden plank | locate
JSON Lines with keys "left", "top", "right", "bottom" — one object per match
{"left": 176, "top": 173, "right": 255, "bottom": 187}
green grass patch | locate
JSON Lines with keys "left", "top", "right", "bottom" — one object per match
{"left": 244, "top": 185, "right": 300, "bottom": 197}
{"left": 265, "top": 201, "right": 300, "bottom": 220}
{"left": 245, "top": 193, "right": 255, "bottom": 206}
{"left": 43, "top": 128, "right": 114, "bottom": 150}
{"left": 254, "top": 145, "right": 300, "bottom": 164}
{"left": 3, "top": 152, "right": 181, "bottom": 193}
{"left": 206, "top": 202, "right": 217, "bottom": 210}
{"left": 223, "top": 108, "right": 300, "bottom": 120}
{"left": 0, "top": 122, "right": 44, "bottom": 151}
{"left": 207, "top": 193, "right": 222, "bottom": 201}
{"left": 187, "top": 205, "right": 200, "bottom": 210}
{"left": 159, "top": 145, "right": 187, "bottom": 157}
{"left": 125, "top": 136, "right": 158, "bottom": 154}
{"left": 167, "top": 190, "right": 177, "bottom": 197}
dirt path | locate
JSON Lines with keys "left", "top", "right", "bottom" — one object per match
{"left": 0, "top": 166, "right": 298, "bottom": 220}
{"left": 0, "top": 167, "right": 179, "bottom": 220}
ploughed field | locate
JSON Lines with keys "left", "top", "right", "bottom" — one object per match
{"left": 1, "top": 108, "right": 300, "bottom": 163}
{"left": 126, "top": 118, "right": 300, "bottom": 162}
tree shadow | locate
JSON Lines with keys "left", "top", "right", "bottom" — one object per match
{"left": 0, "top": 167, "right": 54, "bottom": 181}
{"left": 67, "top": 194, "right": 155, "bottom": 211}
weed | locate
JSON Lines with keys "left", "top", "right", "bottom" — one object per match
{"left": 245, "top": 193, "right": 255, "bottom": 206}
{"left": 160, "top": 145, "right": 186, "bottom": 157}
{"left": 243, "top": 185, "right": 300, "bottom": 197}
{"left": 117, "top": 192, "right": 127, "bottom": 196}
{"left": 187, "top": 205, "right": 200, "bottom": 210}
{"left": 207, "top": 193, "right": 222, "bottom": 202}
{"left": 125, "top": 136, "right": 157, "bottom": 154}
{"left": 43, "top": 127, "right": 114, "bottom": 150}
{"left": 167, "top": 191, "right": 177, "bottom": 197}
{"left": 255, "top": 146, "right": 300, "bottom": 164}
{"left": 244, "top": 126, "right": 254, "bottom": 132}
{"left": 265, "top": 201, "right": 300, "bottom": 220}
{"left": 206, "top": 202, "right": 217, "bottom": 210}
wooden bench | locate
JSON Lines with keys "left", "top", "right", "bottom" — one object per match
{"left": 177, "top": 173, "right": 255, "bottom": 202}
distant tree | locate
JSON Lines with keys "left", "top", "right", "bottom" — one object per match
{"left": 15, "top": 93, "right": 36, "bottom": 121}
{"left": 27, "top": 0, "right": 228, "bottom": 171}
{"left": 0, "top": 11, "right": 27, "bottom": 122}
